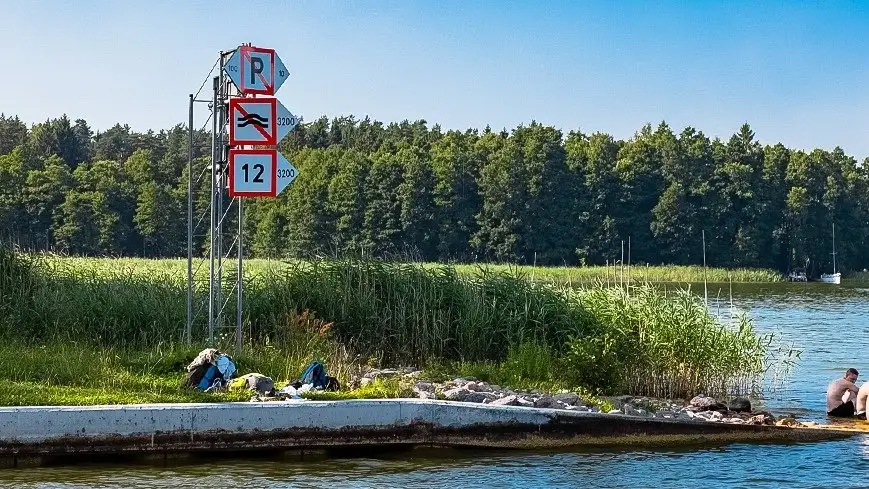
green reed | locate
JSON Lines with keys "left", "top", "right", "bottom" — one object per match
{"left": 0, "top": 249, "right": 782, "bottom": 399}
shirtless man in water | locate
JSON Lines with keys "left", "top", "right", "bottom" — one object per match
{"left": 856, "top": 380, "right": 869, "bottom": 420}
{"left": 827, "top": 368, "right": 859, "bottom": 417}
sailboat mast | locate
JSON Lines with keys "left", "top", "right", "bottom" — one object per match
{"left": 832, "top": 222, "right": 837, "bottom": 273}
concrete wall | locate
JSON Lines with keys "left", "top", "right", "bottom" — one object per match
{"left": 0, "top": 399, "right": 855, "bottom": 465}
{"left": 1, "top": 399, "right": 555, "bottom": 442}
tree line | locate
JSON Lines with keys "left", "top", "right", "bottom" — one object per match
{"left": 1, "top": 113, "right": 866, "bottom": 275}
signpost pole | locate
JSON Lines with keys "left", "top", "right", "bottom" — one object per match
{"left": 216, "top": 55, "right": 226, "bottom": 337}
{"left": 208, "top": 74, "right": 218, "bottom": 346}
{"left": 236, "top": 198, "right": 243, "bottom": 352}
{"left": 186, "top": 93, "right": 194, "bottom": 346}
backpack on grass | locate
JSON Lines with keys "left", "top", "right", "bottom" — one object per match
{"left": 291, "top": 361, "right": 340, "bottom": 392}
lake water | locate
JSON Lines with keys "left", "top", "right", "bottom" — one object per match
{"left": 2, "top": 283, "right": 868, "bottom": 488}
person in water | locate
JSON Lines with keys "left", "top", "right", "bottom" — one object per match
{"left": 827, "top": 368, "right": 859, "bottom": 417}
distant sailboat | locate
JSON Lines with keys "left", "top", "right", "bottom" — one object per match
{"left": 820, "top": 223, "right": 841, "bottom": 284}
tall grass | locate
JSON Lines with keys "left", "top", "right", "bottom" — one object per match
{"left": 42, "top": 256, "right": 785, "bottom": 284}
{"left": 0, "top": 243, "right": 38, "bottom": 326}
{"left": 256, "top": 260, "right": 593, "bottom": 365}
{"left": 566, "top": 285, "right": 771, "bottom": 398}
{"left": 0, "top": 249, "right": 784, "bottom": 399}
{"left": 446, "top": 263, "right": 784, "bottom": 284}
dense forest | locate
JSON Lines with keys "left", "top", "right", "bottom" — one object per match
{"left": 0, "top": 113, "right": 866, "bottom": 275}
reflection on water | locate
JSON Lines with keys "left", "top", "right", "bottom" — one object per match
{"left": 5, "top": 440, "right": 869, "bottom": 488}
{"left": 0, "top": 282, "right": 867, "bottom": 488}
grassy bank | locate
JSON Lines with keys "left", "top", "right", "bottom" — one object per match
{"left": 0, "top": 247, "right": 789, "bottom": 403}
{"left": 0, "top": 341, "right": 414, "bottom": 406}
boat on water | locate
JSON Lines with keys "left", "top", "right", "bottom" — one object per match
{"left": 820, "top": 223, "right": 841, "bottom": 285}
{"left": 820, "top": 272, "right": 841, "bottom": 284}
{"left": 788, "top": 269, "right": 808, "bottom": 282}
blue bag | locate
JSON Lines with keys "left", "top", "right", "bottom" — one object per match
{"left": 299, "top": 361, "right": 328, "bottom": 389}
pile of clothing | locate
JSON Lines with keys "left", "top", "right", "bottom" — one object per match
{"left": 182, "top": 348, "right": 237, "bottom": 391}
{"left": 181, "top": 349, "right": 340, "bottom": 397}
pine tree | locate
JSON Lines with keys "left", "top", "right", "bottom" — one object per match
{"left": 327, "top": 149, "right": 369, "bottom": 256}
{"left": 398, "top": 145, "right": 437, "bottom": 260}
{"left": 431, "top": 130, "right": 481, "bottom": 261}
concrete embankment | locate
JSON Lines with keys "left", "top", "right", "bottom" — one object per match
{"left": 0, "top": 399, "right": 857, "bottom": 467}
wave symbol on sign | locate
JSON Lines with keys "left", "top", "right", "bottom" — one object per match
{"left": 237, "top": 113, "right": 269, "bottom": 128}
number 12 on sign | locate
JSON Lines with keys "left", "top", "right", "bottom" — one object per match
{"left": 228, "top": 149, "right": 277, "bottom": 197}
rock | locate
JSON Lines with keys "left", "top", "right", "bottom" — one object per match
{"left": 359, "top": 377, "right": 374, "bottom": 388}
{"left": 689, "top": 395, "right": 727, "bottom": 412}
{"left": 803, "top": 421, "right": 818, "bottom": 427}
{"left": 490, "top": 395, "right": 521, "bottom": 406}
{"left": 443, "top": 387, "right": 466, "bottom": 401}
{"left": 515, "top": 397, "right": 535, "bottom": 407}
{"left": 709, "top": 411, "right": 723, "bottom": 421}
{"left": 466, "top": 382, "right": 493, "bottom": 392}
{"left": 464, "top": 391, "right": 498, "bottom": 403}
{"left": 747, "top": 414, "right": 766, "bottom": 425}
{"left": 607, "top": 409, "right": 622, "bottom": 415}
{"left": 412, "top": 381, "right": 435, "bottom": 393}
{"left": 402, "top": 370, "right": 424, "bottom": 379}
{"left": 728, "top": 397, "right": 752, "bottom": 413}
{"left": 776, "top": 417, "right": 800, "bottom": 427}
{"left": 553, "top": 392, "right": 581, "bottom": 406}
{"left": 442, "top": 387, "right": 497, "bottom": 403}
{"left": 534, "top": 396, "right": 558, "bottom": 409}
{"left": 748, "top": 411, "right": 777, "bottom": 425}
{"left": 622, "top": 404, "right": 639, "bottom": 416}
{"left": 417, "top": 391, "right": 436, "bottom": 400}
{"left": 234, "top": 373, "right": 275, "bottom": 394}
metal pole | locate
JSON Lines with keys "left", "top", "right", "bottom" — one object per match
{"left": 627, "top": 235, "right": 631, "bottom": 291}
{"left": 186, "top": 93, "right": 194, "bottom": 346}
{"left": 236, "top": 198, "right": 244, "bottom": 351}
{"left": 620, "top": 240, "right": 624, "bottom": 288}
{"left": 215, "top": 53, "right": 227, "bottom": 334}
{"left": 208, "top": 74, "right": 219, "bottom": 346}
{"left": 702, "top": 230, "right": 708, "bottom": 308}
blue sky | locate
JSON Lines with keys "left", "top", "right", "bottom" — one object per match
{"left": 3, "top": 1, "right": 869, "bottom": 158}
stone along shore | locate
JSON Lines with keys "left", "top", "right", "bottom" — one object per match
{"left": 345, "top": 368, "right": 817, "bottom": 428}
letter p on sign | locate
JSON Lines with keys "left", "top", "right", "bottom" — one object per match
{"left": 239, "top": 46, "right": 276, "bottom": 95}
{"left": 223, "top": 45, "right": 290, "bottom": 96}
